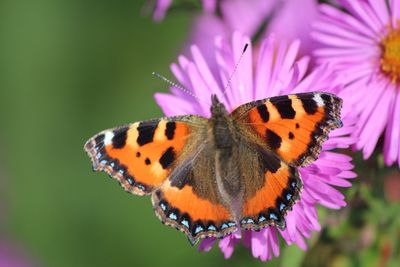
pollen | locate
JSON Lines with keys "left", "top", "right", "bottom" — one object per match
{"left": 381, "top": 25, "right": 400, "bottom": 83}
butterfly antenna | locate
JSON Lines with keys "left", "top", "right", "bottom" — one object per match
{"left": 152, "top": 72, "right": 204, "bottom": 103}
{"left": 221, "top": 43, "right": 249, "bottom": 98}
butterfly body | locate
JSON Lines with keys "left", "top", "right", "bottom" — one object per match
{"left": 209, "top": 95, "right": 244, "bottom": 221}
{"left": 85, "top": 92, "right": 343, "bottom": 245}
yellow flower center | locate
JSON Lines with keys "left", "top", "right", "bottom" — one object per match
{"left": 381, "top": 26, "right": 400, "bottom": 83}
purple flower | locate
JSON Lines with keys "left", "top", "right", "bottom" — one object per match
{"left": 150, "top": 0, "right": 321, "bottom": 62}
{"left": 0, "top": 240, "right": 35, "bottom": 267}
{"left": 312, "top": 0, "right": 400, "bottom": 167}
{"left": 184, "top": 0, "right": 320, "bottom": 68}
{"left": 151, "top": 0, "right": 172, "bottom": 21}
{"left": 154, "top": 32, "right": 357, "bottom": 261}
{"left": 149, "top": 0, "right": 216, "bottom": 21}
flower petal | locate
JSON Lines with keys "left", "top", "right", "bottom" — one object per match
{"left": 266, "top": 0, "right": 319, "bottom": 56}
{"left": 384, "top": 88, "right": 400, "bottom": 165}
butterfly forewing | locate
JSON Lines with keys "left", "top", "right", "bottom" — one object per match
{"left": 231, "top": 92, "right": 343, "bottom": 167}
{"left": 84, "top": 115, "right": 206, "bottom": 195}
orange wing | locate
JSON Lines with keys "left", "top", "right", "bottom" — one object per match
{"left": 232, "top": 92, "right": 342, "bottom": 167}
{"left": 240, "top": 151, "right": 302, "bottom": 230}
{"left": 85, "top": 116, "right": 237, "bottom": 244}
{"left": 152, "top": 147, "right": 237, "bottom": 245}
{"left": 84, "top": 116, "right": 206, "bottom": 195}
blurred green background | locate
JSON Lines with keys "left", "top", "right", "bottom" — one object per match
{"left": 0, "top": 1, "right": 399, "bottom": 267}
{"left": 0, "top": 1, "right": 203, "bottom": 266}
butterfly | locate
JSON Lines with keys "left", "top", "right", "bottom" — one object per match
{"left": 84, "top": 92, "right": 342, "bottom": 245}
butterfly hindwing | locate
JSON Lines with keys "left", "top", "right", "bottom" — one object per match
{"left": 232, "top": 92, "right": 343, "bottom": 167}
{"left": 84, "top": 115, "right": 207, "bottom": 195}
{"left": 152, "top": 146, "right": 237, "bottom": 245}
{"left": 240, "top": 147, "right": 302, "bottom": 230}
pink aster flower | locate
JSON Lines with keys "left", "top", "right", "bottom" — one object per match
{"left": 154, "top": 32, "right": 357, "bottom": 261}
{"left": 185, "top": 0, "right": 320, "bottom": 68}
{"left": 312, "top": 0, "right": 400, "bottom": 167}
{"left": 148, "top": 0, "right": 216, "bottom": 21}
{"left": 149, "top": 0, "right": 321, "bottom": 61}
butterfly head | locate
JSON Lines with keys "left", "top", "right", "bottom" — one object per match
{"left": 210, "top": 94, "right": 228, "bottom": 117}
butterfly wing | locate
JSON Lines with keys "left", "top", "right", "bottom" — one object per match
{"left": 232, "top": 92, "right": 342, "bottom": 231}
{"left": 85, "top": 115, "right": 237, "bottom": 243}
{"left": 84, "top": 115, "right": 207, "bottom": 195}
{"left": 238, "top": 143, "right": 302, "bottom": 230}
{"left": 231, "top": 92, "right": 343, "bottom": 167}
{"left": 152, "top": 146, "right": 237, "bottom": 245}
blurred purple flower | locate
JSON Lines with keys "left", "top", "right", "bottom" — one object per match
{"left": 0, "top": 240, "right": 35, "bottom": 267}
{"left": 152, "top": 0, "right": 172, "bottom": 21}
{"left": 150, "top": 0, "right": 320, "bottom": 59}
{"left": 154, "top": 32, "right": 357, "bottom": 261}
{"left": 0, "top": 159, "right": 36, "bottom": 267}
{"left": 313, "top": 0, "right": 400, "bottom": 167}
{"left": 149, "top": 0, "right": 216, "bottom": 21}
{"left": 185, "top": 0, "right": 320, "bottom": 67}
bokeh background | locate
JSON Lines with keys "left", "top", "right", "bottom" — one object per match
{"left": 0, "top": 1, "right": 399, "bottom": 267}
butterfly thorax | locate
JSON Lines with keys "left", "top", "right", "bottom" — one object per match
{"left": 209, "top": 95, "right": 236, "bottom": 151}
{"left": 209, "top": 95, "right": 243, "bottom": 221}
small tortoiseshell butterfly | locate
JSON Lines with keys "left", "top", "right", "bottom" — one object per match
{"left": 84, "top": 92, "right": 342, "bottom": 245}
